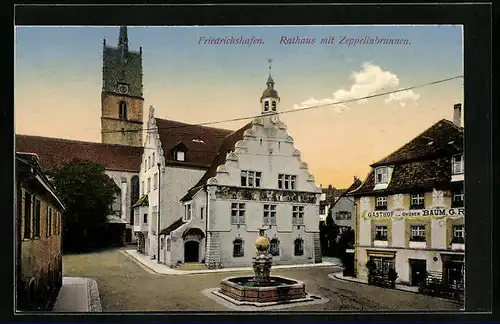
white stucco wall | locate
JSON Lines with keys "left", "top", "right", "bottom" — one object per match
{"left": 330, "top": 196, "right": 355, "bottom": 228}
{"left": 202, "top": 112, "right": 322, "bottom": 268}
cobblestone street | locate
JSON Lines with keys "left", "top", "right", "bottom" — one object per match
{"left": 62, "top": 248, "right": 463, "bottom": 312}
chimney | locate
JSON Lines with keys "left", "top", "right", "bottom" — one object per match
{"left": 453, "top": 103, "right": 462, "bottom": 127}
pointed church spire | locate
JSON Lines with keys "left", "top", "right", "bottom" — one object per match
{"left": 266, "top": 58, "right": 275, "bottom": 89}
{"left": 118, "top": 26, "right": 129, "bottom": 52}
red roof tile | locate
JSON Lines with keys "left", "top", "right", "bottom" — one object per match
{"left": 154, "top": 118, "right": 234, "bottom": 169}
{"left": 15, "top": 135, "right": 143, "bottom": 172}
{"left": 180, "top": 122, "right": 253, "bottom": 202}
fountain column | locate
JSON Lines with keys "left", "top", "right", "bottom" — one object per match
{"left": 252, "top": 227, "right": 273, "bottom": 284}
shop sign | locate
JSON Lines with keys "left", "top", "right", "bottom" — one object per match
{"left": 362, "top": 207, "right": 464, "bottom": 219}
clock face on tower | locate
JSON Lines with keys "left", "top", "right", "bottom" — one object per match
{"left": 117, "top": 83, "right": 129, "bottom": 94}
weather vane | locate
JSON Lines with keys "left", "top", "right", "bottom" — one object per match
{"left": 268, "top": 58, "right": 273, "bottom": 73}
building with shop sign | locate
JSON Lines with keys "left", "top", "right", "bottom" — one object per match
{"left": 347, "top": 104, "right": 464, "bottom": 289}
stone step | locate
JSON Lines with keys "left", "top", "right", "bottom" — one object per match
{"left": 175, "top": 263, "right": 207, "bottom": 270}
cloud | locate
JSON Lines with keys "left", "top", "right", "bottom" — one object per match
{"left": 384, "top": 89, "right": 420, "bottom": 107}
{"left": 293, "top": 62, "right": 419, "bottom": 111}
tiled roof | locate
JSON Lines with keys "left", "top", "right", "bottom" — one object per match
{"left": 15, "top": 135, "right": 143, "bottom": 172}
{"left": 371, "top": 119, "right": 463, "bottom": 167}
{"left": 180, "top": 122, "right": 253, "bottom": 202}
{"left": 349, "top": 119, "right": 464, "bottom": 196}
{"left": 159, "top": 218, "right": 185, "bottom": 236}
{"left": 155, "top": 118, "right": 234, "bottom": 169}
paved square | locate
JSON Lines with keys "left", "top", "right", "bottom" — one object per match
{"left": 62, "top": 248, "right": 463, "bottom": 312}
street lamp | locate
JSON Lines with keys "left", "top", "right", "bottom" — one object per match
{"left": 157, "top": 162, "right": 161, "bottom": 264}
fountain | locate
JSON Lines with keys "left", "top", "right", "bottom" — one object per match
{"left": 216, "top": 227, "right": 310, "bottom": 304}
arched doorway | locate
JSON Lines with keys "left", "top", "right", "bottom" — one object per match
{"left": 184, "top": 241, "right": 200, "bottom": 263}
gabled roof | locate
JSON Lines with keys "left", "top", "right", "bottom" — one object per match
{"left": 371, "top": 119, "right": 463, "bottom": 167}
{"left": 16, "top": 152, "right": 66, "bottom": 210}
{"left": 180, "top": 122, "right": 253, "bottom": 202}
{"left": 15, "top": 135, "right": 143, "bottom": 173}
{"left": 159, "top": 218, "right": 185, "bottom": 236}
{"left": 154, "top": 118, "right": 233, "bottom": 169}
{"left": 349, "top": 119, "right": 464, "bottom": 196}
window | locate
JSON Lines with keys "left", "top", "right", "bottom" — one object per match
{"left": 143, "top": 213, "right": 148, "bottom": 224}
{"left": 375, "top": 196, "right": 388, "bottom": 210}
{"left": 119, "top": 101, "right": 127, "bottom": 119}
{"left": 336, "top": 211, "right": 352, "bottom": 220}
{"left": 176, "top": 151, "right": 185, "bottom": 161}
{"left": 319, "top": 205, "right": 326, "bottom": 215}
{"left": 278, "top": 174, "right": 297, "bottom": 190}
{"left": 270, "top": 238, "right": 279, "bottom": 256}
{"left": 166, "top": 237, "right": 171, "bottom": 251}
{"left": 370, "top": 256, "right": 395, "bottom": 276}
{"left": 292, "top": 206, "right": 304, "bottom": 225}
{"left": 240, "top": 171, "right": 261, "bottom": 187}
{"left": 263, "top": 204, "right": 277, "bottom": 225}
{"left": 264, "top": 101, "right": 269, "bottom": 112}
{"left": 452, "top": 154, "right": 464, "bottom": 174}
{"left": 231, "top": 203, "right": 246, "bottom": 225}
{"left": 452, "top": 188, "right": 464, "bottom": 207}
{"left": 160, "top": 237, "right": 164, "bottom": 250}
{"left": 141, "top": 181, "right": 144, "bottom": 196}
{"left": 33, "top": 198, "right": 41, "bottom": 238}
{"left": 233, "top": 238, "right": 244, "bottom": 257}
{"left": 153, "top": 173, "right": 158, "bottom": 190}
{"left": 23, "top": 192, "right": 32, "bottom": 239}
{"left": 148, "top": 157, "right": 151, "bottom": 169}
{"left": 48, "top": 207, "right": 53, "bottom": 236}
{"left": 152, "top": 153, "right": 155, "bottom": 165}
{"left": 452, "top": 225, "right": 465, "bottom": 243}
{"left": 200, "top": 207, "right": 204, "bottom": 220}
{"left": 185, "top": 204, "right": 192, "bottom": 221}
{"left": 147, "top": 177, "right": 151, "bottom": 193}
{"left": 375, "top": 167, "right": 389, "bottom": 184}
{"left": 151, "top": 206, "right": 158, "bottom": 234}
{"left": 272, "top": 101, "right": 277, "bottom": 111}
{"left": 144, "top": 160, "right": 147, "bottom": 172}
{"left": 410, "top": 225, "right": 426, "bottom": 242}
{"left": 375, "top": 225, "right": 388, "bottom": 241}
{"left": 410, "top": 193, "right": 425, "bottom": 209}
{"left": 294, "top": 238, "right": 304, "bottom": 256}
{"left": 131, "top": 209, "right": 137, "bottom": 225}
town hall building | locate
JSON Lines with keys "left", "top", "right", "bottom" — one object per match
{"left": 134, "top": 71, "right": 323, "bottom": 268}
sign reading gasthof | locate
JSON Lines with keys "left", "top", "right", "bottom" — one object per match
{"left": 362, "top": 207, "right": 465, "bottom": 219}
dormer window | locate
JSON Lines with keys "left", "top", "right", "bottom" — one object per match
{"left": 264, "top": 101, "right": 269, "bottom": 112}
{"left": 375, "top": 167, "right": 389, "bottom": 184}
{"left": 272, "top": 101, "right": 277, "bottom": 111}
{"left": 176, "top": 151, "right": 185, "bottom": 161}
{"left": 452, "top": 154, "right": 464, "bottom": 174}
{"left": 172, "top": 142, "right": 188, "bottom": 162}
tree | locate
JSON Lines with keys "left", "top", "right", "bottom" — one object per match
{"left": 320, "top": 212, "right": 339, "bottom": 257}
{"left": 49, "top": 160, "right": 119, "bottom": 252}
{"left": 337, "top": 228, "right": 355, "bottom": 275}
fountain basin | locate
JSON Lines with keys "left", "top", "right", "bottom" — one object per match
{"left": 219, "top": 275, "right": 307, "bottom": 303}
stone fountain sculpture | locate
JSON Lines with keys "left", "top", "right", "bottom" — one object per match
{"left": 217, "top": 226, "right": 309, "bottom": 304}
{"left": 252, "top": 227, "right": 273, "bottom": 284}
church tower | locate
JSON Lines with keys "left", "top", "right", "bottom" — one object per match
{"left": 101, "top": 26, "right": 144, "bottom": 147}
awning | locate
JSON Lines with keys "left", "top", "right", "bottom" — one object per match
{"left": 366, "top": 249, "right": 396, "bottom": 258}
{"left": 182, "top": 227, "right": 205, "bottom": 239}
{"left": 132, "top": 194, "right": 149, "bottom": 208}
